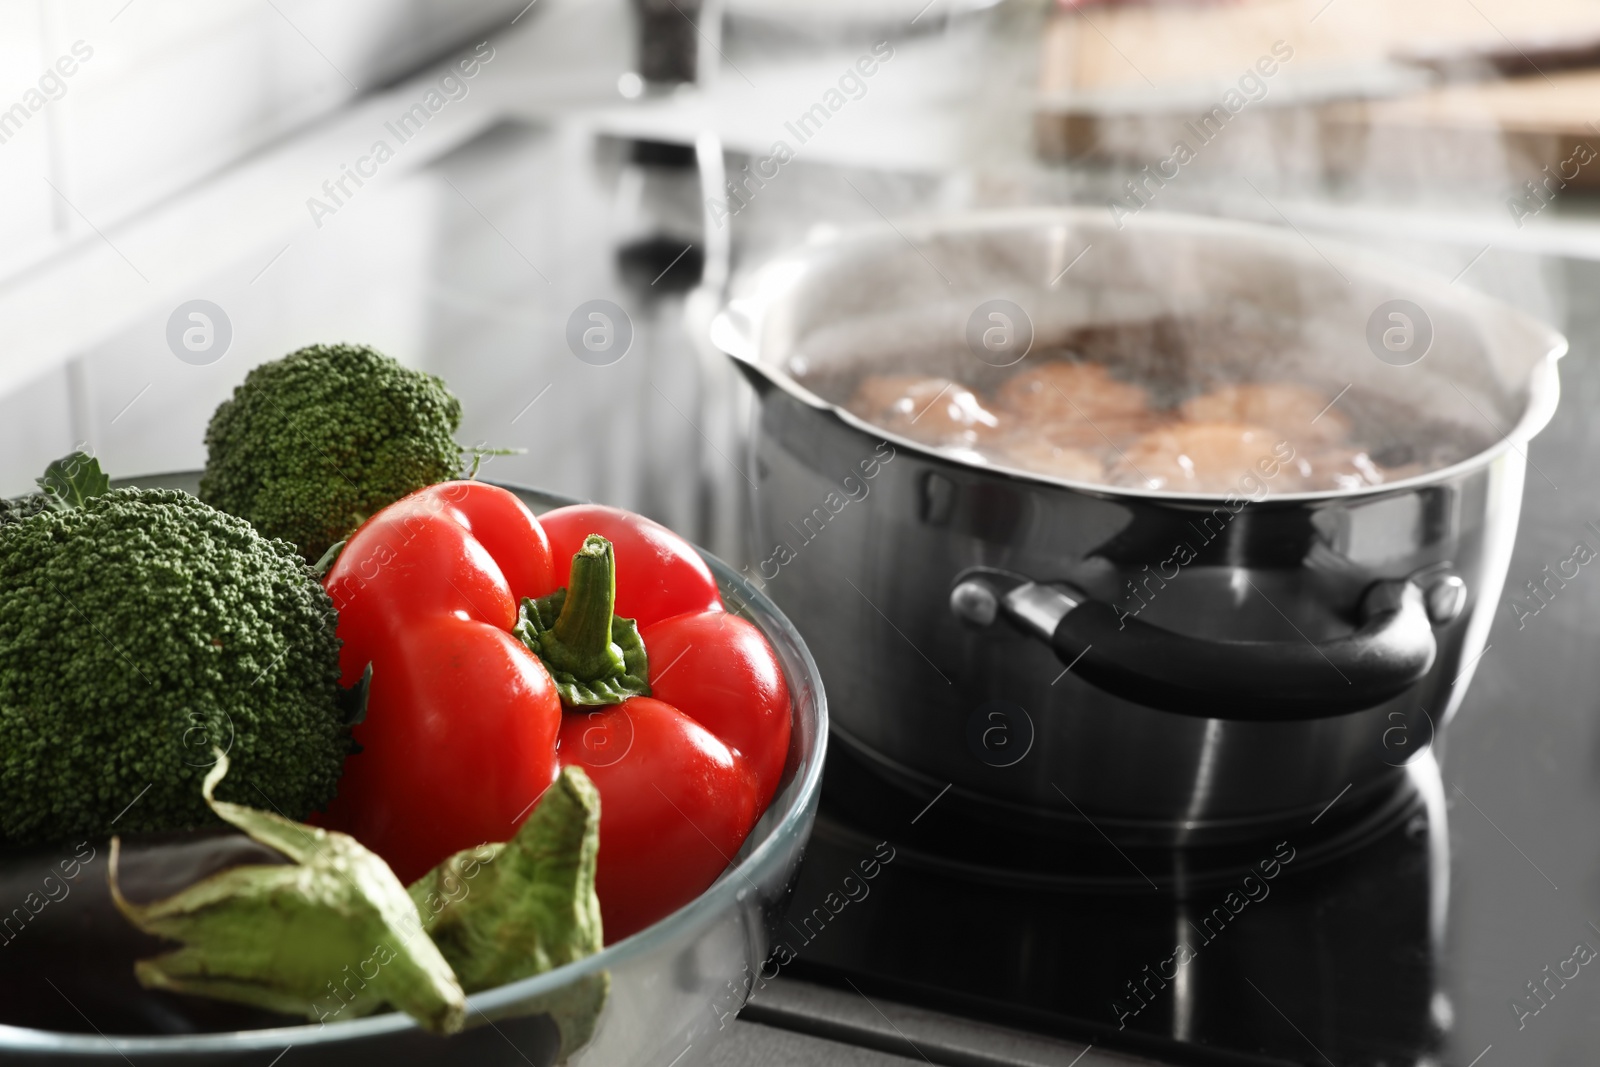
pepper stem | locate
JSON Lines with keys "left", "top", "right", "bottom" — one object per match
{"left": 543, "top": 535, "right": 627, "bottom": 681}
{"left": 514, "top": 534, "right": 651, "bottom": 707}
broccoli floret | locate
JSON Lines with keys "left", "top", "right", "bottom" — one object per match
{"left": 0, "top": 487, "right": 351, "bottom": 845}
{"left": 200, "top": 343, "right": 463, "bottom": 560}
{"left": 0, "top": 493, "right": 50, "bottom": 527}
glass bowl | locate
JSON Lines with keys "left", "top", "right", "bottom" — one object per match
{"left": 0, "top": 474, "right": 827, "bottom": 1067}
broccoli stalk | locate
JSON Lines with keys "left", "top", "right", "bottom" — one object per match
{"left": 200, "top": 343, "right": 465, "bottom": 560}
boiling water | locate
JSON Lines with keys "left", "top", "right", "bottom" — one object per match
{"left": 794, "top": 314, "right": 1496, "bottom": 495}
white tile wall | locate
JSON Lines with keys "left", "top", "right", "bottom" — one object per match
{"left": 0, "top": 116, "right": 735, "bottom": 557}
{"left": 0, "top": 0, "right": 528, "bottom": 491}
{"left": 0, "top": 367, "right": 76, "bottom": 497}
{"left": 4, "top": 0, "right": 523, "bottom": 286}
{"left": 73, "top": 177, "right": 440, "bottom": 483}
{"left": 0, "top": 2, "right": 61, "bottom": 281}
{"left": 42, "top": 2, "right": 350, "bottom": 230}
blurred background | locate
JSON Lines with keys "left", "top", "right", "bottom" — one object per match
{"left": 4, "top": 0, "right": 1598, "bottom": 565}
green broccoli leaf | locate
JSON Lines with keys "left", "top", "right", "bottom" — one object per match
{"left": 110, "top": 751, "right": 466, "bottom": 1034}
{"left": 409, "top": 766, "right": 607, "bottom": 1060}
{"left": 36, "top": 451, "right": 111, "bottom": 510}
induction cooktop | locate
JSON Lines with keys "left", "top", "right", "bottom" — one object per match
{"left": 771, "top": 740, "right": 1444, "bottom": 1066}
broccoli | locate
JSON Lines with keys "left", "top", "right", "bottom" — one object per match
{"left": 200, "top": 343, "right": 464, "bottom": 560}
{"left": 0, "top": 494, "right": 50, "bottom": 526}
{"left": 0, "top": 472, "right": 352, "bottom": 845}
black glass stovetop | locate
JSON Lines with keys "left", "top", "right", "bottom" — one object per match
{"left": 767, "top": 258, "right": 1600, "bottom": 1067}
{"left": 783, "top": 743, "right": 1446, "bottom": 1067}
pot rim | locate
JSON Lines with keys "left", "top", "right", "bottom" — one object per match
{"left": 710, "top": 207, "right": 1568, "bottom": 505}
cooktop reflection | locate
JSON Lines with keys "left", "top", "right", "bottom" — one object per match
{"left": 774, "top": 740, "right": 1449, "bottom": 1066}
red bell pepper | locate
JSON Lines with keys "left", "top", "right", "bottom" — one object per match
{"left": 320, "top": 489, "right": 792, "bottom": 941}
{"left": 539, "top": 506, "right": 792, "bottom": 939}
{"left": 320, "top": 481, "right": 561, "bottom": 884}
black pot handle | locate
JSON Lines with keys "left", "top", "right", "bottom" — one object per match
{"left": 949, "top": 574, "right": 1438, "bottom": 721}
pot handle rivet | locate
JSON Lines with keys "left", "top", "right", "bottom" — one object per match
{"left": 1423, "top": 574, "right": 1467, "bottom": 625}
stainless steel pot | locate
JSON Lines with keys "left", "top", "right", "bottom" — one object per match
{"left": 710, "top": 208, "right": 1565, "bottom": 848}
